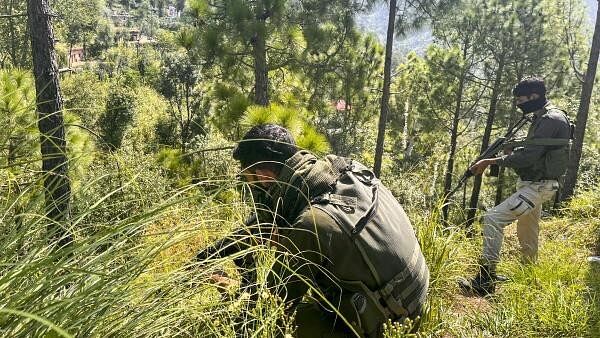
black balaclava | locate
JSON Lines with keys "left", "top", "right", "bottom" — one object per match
{"left": 512, "top": 77, "right": 548, "bottom": 113}
{"left": 517, "top": 96, "right": 547, "bottom": 113}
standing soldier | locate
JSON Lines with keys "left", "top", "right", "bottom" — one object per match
{"left": 200, "top": 124, "right": 430, "bottom": 337}
{"left": 459, "top": 77, "right": 573, "bottom": 296}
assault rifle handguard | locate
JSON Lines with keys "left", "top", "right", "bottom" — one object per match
{"left": 195, "top": 214, "right": 259, "bottom": 267}
{"left": 447, "top": 114, "right": 532, "bottom": 199}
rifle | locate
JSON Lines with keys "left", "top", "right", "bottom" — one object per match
{"left": 447, "top": 114, "right": 532, "bottom": 199}
{"left": 194, "top": 214, "right": 267, "bottom": 288}
{"left": 195, "top": 213, "right": 260, "bottom": 262}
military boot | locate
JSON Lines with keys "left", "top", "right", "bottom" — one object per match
{"left": 458, "top": 264, "right": 497, "bottom": 296}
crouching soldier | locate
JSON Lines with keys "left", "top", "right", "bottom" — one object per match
{"left": 201, "top": 124, "right": 429, "bottom": 337}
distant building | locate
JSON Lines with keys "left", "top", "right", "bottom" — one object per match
{"left": 167, "top": 5, "right": 180, "bottom": 18}
{"left": 333, "top": 99, "right": 351, "bottom": 111}
{"left": 129, "top": 29, "right": 141, "bottom": 42}
{"left": 69, "top": 47, "right": 84, "bottom": 65}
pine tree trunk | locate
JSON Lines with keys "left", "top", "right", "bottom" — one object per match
{"left": 373, "top": 0, "right": 397, "bottom": 177}
{"left": 442, "top": 40, "right": 470, "bottom": 224}
{"left": 561, "top": 1, "right": 600, "bottom": 201}
{"left": 8, "top": 0, "right": 19, "bottom": 67}
{"left": 466, "top": 56, "right": 505, "bottom": 227}
{"left": 495, "top": 166, "right": 506, "bottom": 205}
{"left": 252, "top": 23, "right": 269, "bottom": 106}
{"left": 27, "top": 0, "right": 72, "bottom": 247}
{"left": 441, "top": 71, "right": 466, "bottom": 224}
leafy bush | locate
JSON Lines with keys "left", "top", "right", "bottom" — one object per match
{"left": 98, "top": 84, "right": 136, "bottom": 150}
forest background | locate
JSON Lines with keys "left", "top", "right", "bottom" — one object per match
{"left": 2, "top": 0, "right": 600, "bottom": 336}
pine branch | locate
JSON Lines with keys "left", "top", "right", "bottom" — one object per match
{"left": 0, "top": 13, "right": 27, "bottom": 18}
{"left": 565, "top": 28, "right": 585, "bottom": 83}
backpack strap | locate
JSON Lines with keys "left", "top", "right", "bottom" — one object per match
{"left": 505, "top": 138, "right": 571, "bottom": 148}
{"left": 351, "top": 184, "right": 378, "bottom": 237}
{"left": 312, "top": 159, "right": 380, "bottom": 237}
{"left": 368, "top": 245, "right": 429, "bottom": 319}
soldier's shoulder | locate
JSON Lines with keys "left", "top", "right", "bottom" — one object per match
{"left": 544, "top": 104, "right": 567, "bottom": 115}
{"left": 294, "top": 206, "right": 339, "bottom": 230}
{"left": 542, "top": 105, "right": 569, "bottom": 122}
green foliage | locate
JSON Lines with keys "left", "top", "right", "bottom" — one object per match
{"left": 0, "top": 0, "right": 30, "bottom": 68}
{"left": 88, "top": 18, "right": 116, "bottom": 58}
{"left": 565, "top": 182, "right": 600, "bottom": 220}
{"left": 210, "top": 84, "right": 252, "bottom": 139}
{"left": 97, "top": 43, "right": 159, "bottom": 83}
{"left": 72, "top": 148, "right": 171, "bottom": 227}
{"left": 241, "top": 104, "right": 330, "bottom": 154}
{"left": 61, "top": 71, "right": 110, "bottom": 128}
{"left": 242, "top": 104, "right": 302, "bottom": 134}
{"left": 99, "top": 83, "right": 136, "bottom": 150}
{"left": 54, "top": 0, "right": 103, "bottom": 49}
{"left": 155, "top": 52, "right": 208, "bottom": 151}
{"left": 122, "top": 85, "right": 170, "bottom": 152}
{"left": 0, "top": 70, "right": 39, "bottom": 231}
{"left": 296, "top": 125, "right": 330, "bottom": 155}
{"left": 189, "top": 0, "right": 370, "bottom": 105}
{"left": 303, "top": 29, "right": 384, "bottom": 156}
{"left": 389, "top": 47, "right": 465, "bottom": 170}
{"left": 132, "top": 0, "right": 160, "bottom": 36}
{"left": 0, "top": 69, "right": 38, "bottom": 174}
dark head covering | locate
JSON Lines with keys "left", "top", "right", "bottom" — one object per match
{"left": 233, "top": 124, "right": 298, "bottom": 169}
{"left": 512, "top": 76, "right": 546, "bottom": 97}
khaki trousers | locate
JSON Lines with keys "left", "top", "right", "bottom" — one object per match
{"left": 482, "top": 179, "right": 559, "bottom": 264}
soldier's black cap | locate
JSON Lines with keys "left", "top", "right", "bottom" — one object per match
{"left": 233, "top": 124, "right": 298, "bottom": 169}
{"left": 512, "top": 76, "right": 546, "bottom": 97}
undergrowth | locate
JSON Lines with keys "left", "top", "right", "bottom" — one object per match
{"left": 1, "top": 158, "right": 599, "bottom": 337}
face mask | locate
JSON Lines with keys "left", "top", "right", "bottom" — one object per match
{"left": 517, "top": 96, "right": 547, "bottom": 113}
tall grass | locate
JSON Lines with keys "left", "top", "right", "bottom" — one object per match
{"left": 2, "top": 143, "right": 600, "bottom": 337}
{"left": 0, "top": 154, "right": 294, "bottom": 337}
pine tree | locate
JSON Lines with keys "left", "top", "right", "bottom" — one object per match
{"left": 27, "top": 0, "right": 72, "bottom": 246}
{"left": 0, "top": 0, "right": 30, "bottom": 68}
{"left": 562, "top": 0, "right": 600, "bottom": 201}
{"left": 187, "top": 0, "right": 367, "bottom": 106}
{"left": 373, "top": 0, "right": 457, "bottom": 177}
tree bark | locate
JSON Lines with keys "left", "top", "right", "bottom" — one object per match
{"left": 27, "top": 0, "right": 72, "bottom": 247}
{"left": 373, "top": 0, "right": 397, "bottom": 177}
{"left": 495, "top": 166, "right": 506, "bottom": 206}
{"left": 441, "top": 70, "right": 466, "bottom": 224}
{"left": 442, "top": 41, "right": 470, "bottom": 224}
{"left": 252, "top": 22, "right": 269, "bottom": 106}
{"left": 561, "top": 1, "right": 600, "bottom": 201}
{"left": 466, "top": 56, "right": 505, "bottom": 227}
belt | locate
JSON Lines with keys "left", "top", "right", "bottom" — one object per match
{"left": 519, "top": 178, "right": 558, "bottom": 183}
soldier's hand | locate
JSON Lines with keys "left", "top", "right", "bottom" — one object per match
{"left": 210, "top": 272, "right": 238, "bottom": 289}
{"left": 470, "top": 159, "right": 491, "bottom": 176}
{"left": 209, "top": 270, "right": 239, "bottom": 300}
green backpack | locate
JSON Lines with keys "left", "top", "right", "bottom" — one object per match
{"left": 505, "top": 106, "right": 574, "bottom": 180}
{"left": 311, "top": 156, "right": 430, "bottom": 336}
